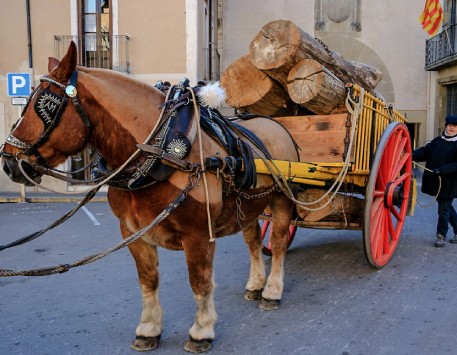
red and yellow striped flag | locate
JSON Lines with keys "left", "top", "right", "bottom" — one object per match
{"left": 419, "top": 0, "right": 443, "bottom": 36}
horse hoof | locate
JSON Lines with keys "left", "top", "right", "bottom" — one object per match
{"left": 184, "top": 337, "right": 213, "bottom": 353}
{"left": 131, "top": 335, "right": 161, "bottom": 351}
{"left": 244, "top": 289, "right": 263, "bottom": 301}
{"left": 259, "top": 297, "right": 280, "bottom": 311}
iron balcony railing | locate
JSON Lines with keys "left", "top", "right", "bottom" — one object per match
{"left": 425, "top": 24, "right": 457, "bottom": 70}
{"left": 54, "top": 34, "right": 130, "bottom": 74}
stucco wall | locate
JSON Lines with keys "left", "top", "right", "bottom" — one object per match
{"left": 220, "top": 0, "right": 428, "bottom": 144}
{"left": 119, "top": 0, "right": 186, "bottom": 77}
{"left": 222, "top": 0, "right": 315, "bottom": 74}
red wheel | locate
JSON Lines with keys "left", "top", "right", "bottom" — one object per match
{"left": 363, "top": 123, "right": 412, "bottom": 268}
{"left": 260, "top": 218, "right": 297, "bottom": 256}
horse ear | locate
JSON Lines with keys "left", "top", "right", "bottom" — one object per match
{"left": 51, "top": 41, "right": 78, "bottom": 81}
{"left": 48, "top": 57, "right": 60, "bottom": 73}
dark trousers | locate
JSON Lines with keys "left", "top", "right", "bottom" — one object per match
{"left": 437, "top": 198, "right": 457, "bottom": 237}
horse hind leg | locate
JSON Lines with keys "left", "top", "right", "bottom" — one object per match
{"left": 120, "top": 223, "right": 163, "bottom": 352}
{"left": 182, "top": 239, "right": 217, "bottom": 353}
{"left": 260, "top": 194, "right": 294, "bottom": 311}
{"left": 242, "top": 220, "right": 266, "bottom": 301}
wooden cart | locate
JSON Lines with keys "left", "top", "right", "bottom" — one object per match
{"left": 257, "top": 84, "right": 416, "bottom": 268}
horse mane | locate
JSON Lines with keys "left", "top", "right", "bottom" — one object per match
{"left": 76, "top": 66, "right": 166, "bottom": 167}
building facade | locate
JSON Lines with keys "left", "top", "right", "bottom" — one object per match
{"left": 0, "top": 0, "right": 430, "bottom": 194}
{"left": 425, "top": 0, "right": 457, "bottom": 139}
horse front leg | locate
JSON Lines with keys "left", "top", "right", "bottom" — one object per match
{"left": 260, "top": 194, "right": 294, "bottom": 311}
{"left": 242, "top": 220, "right": 266, "bottom": 301}
{"left": 120, "top": 222, "right": 163, "bottom": 352}
{"left": 182, "top": 238, "right": 217, "bottom": 353}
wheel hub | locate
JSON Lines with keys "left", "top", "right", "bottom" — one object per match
{"left": 384, "top": 182, "right": 404, "bottom": 208}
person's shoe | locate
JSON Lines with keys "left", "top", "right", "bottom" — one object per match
{"left": 449, "top": 235, "right": 457, "bottom": 243}
{"left": 434, "top": 234, "right": 446, "bottom": 247}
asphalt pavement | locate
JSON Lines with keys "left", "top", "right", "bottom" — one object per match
{"left": 1, "top": 172, "right": 457, "bottom": 355}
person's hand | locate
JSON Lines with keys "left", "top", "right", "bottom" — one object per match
{"left": 432, "top": 168, "right": 441, "bottom": 174}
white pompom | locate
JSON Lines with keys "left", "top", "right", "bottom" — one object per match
{"left": 197, "top": 82, "right": 226, "bottom": 109}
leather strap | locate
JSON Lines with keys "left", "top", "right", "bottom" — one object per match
{"left": 136, "top": 144, "right": 192, "bottom": 171}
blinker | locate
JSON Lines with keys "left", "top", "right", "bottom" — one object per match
{"left": 65, "top": 85, "right": 77, "bottom": 97}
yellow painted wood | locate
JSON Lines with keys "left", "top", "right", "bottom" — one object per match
{"left": 252, "top": 84, "right": 408, "bottom": 190}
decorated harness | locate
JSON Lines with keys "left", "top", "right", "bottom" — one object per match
{"left": 3, "top": 71, "right": 278, "bottom": 195}
{"left": 91, "top": 78, "right": 271, "bottom": 192}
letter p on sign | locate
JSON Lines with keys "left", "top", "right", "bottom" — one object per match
{"left": 7, "top": 73, "right": 31, "bottom": 97}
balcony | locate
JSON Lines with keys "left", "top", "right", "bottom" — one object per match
{"left": 425, "top": 24, "right": 457, "bottom": 71}
{"left": 54, "top": 34, "right": 130, "bottom": 74}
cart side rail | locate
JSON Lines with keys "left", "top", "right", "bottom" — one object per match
{"left": 349, "top": 84, "right": 407, "bottom": 173}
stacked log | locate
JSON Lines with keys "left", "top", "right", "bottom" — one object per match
{"left": 287, "top": 59, "right": 347, "bottom": 115}
{"left": 221, "top": 19, "right": 383, "bottom": 116}
{"left": 296, "top": 189, "right": 364, "bottom": 222}
{"left": 221, "top": 55, "right": 297, "bottom": 117}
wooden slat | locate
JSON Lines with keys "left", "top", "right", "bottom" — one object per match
{"left": 274, "top": 114, "right": 348, "bottom": 163}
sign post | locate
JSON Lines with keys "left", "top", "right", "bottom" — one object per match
{"left": 7, "top": 73, "right": 31, "bottom": 97}
{"left": 7, "top": 73, "right": 32, "bottom": 202}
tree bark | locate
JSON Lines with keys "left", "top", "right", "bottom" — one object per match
{"left": 220, "top": 55, "right": 308, "bottom": 117}
{"left": 287, "top": 59, "right": 347, "bottom": 114}
{"left": 296, "top": 189, "right": 364, "bottom": 222}
{"left": 249, "top": 19, "right": 382, "bottom": 90}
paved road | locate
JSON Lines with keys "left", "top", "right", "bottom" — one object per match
{"left": 1, "top": 178, "right": 457, "bottom": 355}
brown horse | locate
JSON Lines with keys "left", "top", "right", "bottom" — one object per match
{"left": 1, "top": 42, "right": 299, "bottom": 353}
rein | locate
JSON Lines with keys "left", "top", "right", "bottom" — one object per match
{"left": 0, "top": 81, "right": 212, "bottom": 276}
{"left": 0, "top": 77, "right": 285, "bottom": 275}
{"left": 0, "top": 168, "right": 200, "bottom": 277}
{"left": 5, "top": 72, "right": 177, "bottom": 195}
{"left": 0, "top": 186, "right": 101, "bottom": 252}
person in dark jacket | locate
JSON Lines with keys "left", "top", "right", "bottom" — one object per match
{"left": 412, "top": 115, "right": 457, "bottom": 247}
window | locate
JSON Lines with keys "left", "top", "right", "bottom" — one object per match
{"left": 445, "top": 83, "right": 457, "bottom": 134}
{"left": 79, "top": 0, "right": 111, "bottom": 69}
{"left": 69, "top": 0, "right": 112, "bottom": 185}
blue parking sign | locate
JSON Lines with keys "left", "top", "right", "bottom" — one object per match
{"left": 7, "top": 73, "right": 31, "bottom": 97}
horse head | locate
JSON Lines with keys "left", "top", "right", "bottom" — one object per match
{"left": 1, "top": 41, "right": 91, "bottom": 185}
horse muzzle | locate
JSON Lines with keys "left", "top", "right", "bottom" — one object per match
{"left": 2, "top": 157, "right": 42, "bottom": 186}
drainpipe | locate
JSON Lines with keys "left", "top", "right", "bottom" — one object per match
{"left": 20, "top": 0, "right": 33, "bottom": 201}
{"left": 208, "top": 0, "right": 212, "bottom": 80}
{"left": 26, "top": 0, "right": 33, "bottom": 68}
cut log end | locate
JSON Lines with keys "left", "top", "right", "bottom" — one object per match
{"left": 287, "top": 59, "right": 346, "bottom": 114}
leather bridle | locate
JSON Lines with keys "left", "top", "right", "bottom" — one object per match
{"left": 2, "top": 70, "right": 91, "bottom": 166}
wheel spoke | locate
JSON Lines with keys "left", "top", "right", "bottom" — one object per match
{"left": 390, "top": 205, "right": 402, "bottom": 222}
{"left": 387, "top": 208, "right": 396, "bottom": 240}
{"left": 384, "top": 209, "right": 393, "bottom": 255}
{"left": 364, "top": 123, "right": 412, "bottom": 267}
{"left": 385, "top": 133, "right": 401, "bottom": 178}
{"left": 375, "top": 210, "right": 386, "bottom": 260}
{"left": 390, "top": 172, "right": 410, "bottom": 188}
{"left": 370, "top": 198, "right": 384, "bottom": 258}
{"left": 390, "top": 154, "right": 410, "bottom": 182}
